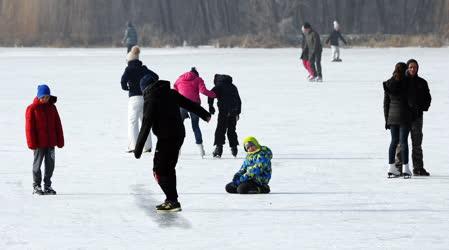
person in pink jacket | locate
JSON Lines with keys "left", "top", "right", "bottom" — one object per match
{"left": 174, "top": 67, "right": 216, "bottom": 157}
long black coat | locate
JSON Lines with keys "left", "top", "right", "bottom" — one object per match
{"left": 406, "top": 74, "right": 431, "bottom": 120}
{"left": 134, "top": 80, "right": 210, "bottom": 158}
{"left": 383, "top": 77, "right": 412, "bottom": 127}
{"left": 121, "top": 60, "right": 158, "bottom": 97}
{"left": 208, "top": 74, "right": 241, "bottom": 116}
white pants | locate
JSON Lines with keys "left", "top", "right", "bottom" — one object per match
{"left": 128, "top": 96, "right": 152, "bottom": 151}
{"left": 331, "top": 45, "right": 340, "bottom": 60}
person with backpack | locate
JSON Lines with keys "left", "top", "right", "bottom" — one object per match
{"left": 134, "top": 75, "right": 211, "bottom": 212}
{"left": 25, "top": 84, "right": 64, "bottom": 195}
{"left": 208, "top": 74, "right": 241, "bottom": 158}
{"left": 225, "top": 136, "right": 272, "bottom": 194}
{"left": 120, "top": 46, "right": 158, "bottom": 154}
{"left": 173, "top": 67, "right": 216, "bottom": 157}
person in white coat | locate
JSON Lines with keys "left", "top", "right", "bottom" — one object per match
{"left": 120, "top": 46, "right": 158, "bottom": 153}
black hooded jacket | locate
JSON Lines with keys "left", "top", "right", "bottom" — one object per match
{"left": 134, "top": 80, "right": 210, "bottom": 158}
{"left": 406, "top": 73, "right": 431, "bottom": 119}
{"left": 208, "top": 74, "right": 241, "bottom": 115}
{"left": 121, "top": 60, "right": 158, "bottom": 97}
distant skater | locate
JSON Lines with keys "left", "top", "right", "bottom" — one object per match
{"left": 300, "top": 25, "right": 314, "bottom": 80}
{"left": 225, "top": 136, "right": 272, "bottom": 194}
{"left": 303, "top": 22, "right": 323, "bottom": 82}
{"left": 25, "top": 84, "right": 64, "bottom": 195}
{"left": 134, "top": 76, "right": 211, "bottom": 212}
{"left": 325, "top": 21, "right": 347, "bottom": 62}
{"left": 208, "top": 74, "right": 241, "bottom": 158}
{"left": 122, "top": 21, "right": 138, "bottom": 53}
{"left": 174, "top": 67, "right": 216, "bottom": 157}
{"left": 121, "top": 46, "right": 158, "bottom": 153}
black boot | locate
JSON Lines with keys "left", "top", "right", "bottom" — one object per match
{"left": 213, "top": 145, "right": 223, "bottom": 158}
{"left": 413, "top": 168, "right": 430, "bottom": 176}
{"left": 231, "top": 146, "right": 238, "bottom": 157}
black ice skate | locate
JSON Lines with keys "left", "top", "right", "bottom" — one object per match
{"left": 156, "top": 201, "right": 182, "bottom": 212}
{"left": 44, "top": 186, "right": 57, "bottom": 195}
{"left": 231, "top": 146, "right": 238, "bottom": 157}
{"left": 413, "top": 168, "right": 430, "bottom": 176}
{"left": 213, "top": 145, "right": 223, "bottom": 158}
{"left": 33, "top": 186, "right": 44, "bottom": 195}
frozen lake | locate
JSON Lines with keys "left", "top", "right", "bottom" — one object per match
{"left": 1, "top": 47, "right": 449, "bottom": 249}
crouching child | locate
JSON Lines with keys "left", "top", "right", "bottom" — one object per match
{"left": 225, "top": 136, "right": 272, "bottom": 194}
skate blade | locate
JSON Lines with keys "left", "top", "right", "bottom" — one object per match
{"left": 403, "top": 174, "right": 412, "bottom": 179}
{"left": 387, "top": 173, "right": 400, "bottom": 178}
{"left": 156, "top": 208, "right": 182, "bottom": 213}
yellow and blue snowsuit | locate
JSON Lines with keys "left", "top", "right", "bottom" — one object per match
{"left": 232, "top": 137, "right": 272, "bottom": 186}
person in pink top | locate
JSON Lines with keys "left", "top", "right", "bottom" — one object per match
{"left": 174, "top": 67, "right": 216, "bottom": 157}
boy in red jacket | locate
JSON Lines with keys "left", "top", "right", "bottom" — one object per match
{"left": 25, "top": 84, "right": 64, "bottom": 195}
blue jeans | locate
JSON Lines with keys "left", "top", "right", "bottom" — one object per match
{"left": 389, "top": 125, "right": 409, "bottom": 164}
{"left": 180, "top": 108, "right": 202, "bottom": 144}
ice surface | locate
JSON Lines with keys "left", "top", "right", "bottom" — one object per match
{"left": 1, "top": 47, "right": 449, "bottom": 249}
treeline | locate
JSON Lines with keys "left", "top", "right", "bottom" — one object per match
{"left": 0, "top": 0, "right": 448, "bottom": 47}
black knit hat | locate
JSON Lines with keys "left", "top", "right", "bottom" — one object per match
{"left": 303, "top": 22, "right": 311, "bottom": 29}
{"left": 190, "top": 67, "right": 199, "bottom": 76}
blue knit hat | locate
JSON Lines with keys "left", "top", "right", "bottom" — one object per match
{"left": 37, "top": 84, "right": 50, "bottom": 98}
{"left": 140, "top": 72, "right": 159, "bottom": 92}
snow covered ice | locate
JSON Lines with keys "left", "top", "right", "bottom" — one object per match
{"left": 1, "top": 47, "right": 449, "bottom": 249}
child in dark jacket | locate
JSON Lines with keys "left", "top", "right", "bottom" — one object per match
{"left": 134, "top": 75, "right": 211, "bottom": 212}
{"left": 25, "top": 84, "right": 64, "bottom": 195}
{"left": 225, "top": 136, "right": 272, "bottom": 194}
{"left": 208, "top": 74, "right": 241, "bottom": 158}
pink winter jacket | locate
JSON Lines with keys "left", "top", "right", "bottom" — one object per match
{"left": 173, "top": 72, "right": 216, "bottom": 103}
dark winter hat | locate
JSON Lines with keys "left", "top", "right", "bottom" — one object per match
{"left": 36, "top": 84, "right": 50, "bottom": 98}
{"left": 190, "top": 67, "right": 199, "bottom": 76}
{"left": 140, "top": 73, "right": 159, "bottom": 92}
{"left": 303, "top": 22, "right": 311, "bottom": 29}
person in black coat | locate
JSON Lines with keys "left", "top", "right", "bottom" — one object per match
{"left": 325, "top": 21, "right": 347, "bottom": 62}
{"left": 208, "top": 74, "right": 241, "bottom": 158}
{"left": 121, "top": 46, "right": 159, "bottom": 153}
{"left": 395, "top": 59, "right": 432, "bottom": 176}
{"left": 134, "top": 75, "right": 211, "bottom": 212}
{"left": 383, "top": 62, "right": 412, "bottom": 178}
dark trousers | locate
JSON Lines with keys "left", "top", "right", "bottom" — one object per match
{"left": 310, "top": 52, "right": 322, "bottom": 78}
{"left": 33, "top": 147, "right": 55, "bottom": 188}
{"left": 395, "top": 116, "right": 424, "bottom": 169}
{"left": 214, "top": 112, "right": 238, "bottom": 147}
{"left": 180, "top": 108, "right": 202, "bottom": 144}
{"left": 153, "top": 137, "right": 184, "bottom": 202}
{"left": 126, "top": 44, "right": 136, "bottom": 53}
{"left": 389, "top": 125, "right": 409, "bottom": 165}
{"left": 225, "top": 181, "right": 270, "bottom": 194}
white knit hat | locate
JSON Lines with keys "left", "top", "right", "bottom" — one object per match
{"left": 333, "top": 20, "right": 339, "bottom": 30}
{"left": 126, "top": 46, "right": 140, "bottom": 61}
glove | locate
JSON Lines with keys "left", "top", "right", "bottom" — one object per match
{"left": 209, "top": 105, "right": 215, "bottom": 115}
{"left": 236, "top": 115, "right": 239, "bottom": 121}
{"left": 385, "top": 123, "right": 390, "bottom": 130}
{"left": 134, "top": 149, "right": 142, "bottom": 159}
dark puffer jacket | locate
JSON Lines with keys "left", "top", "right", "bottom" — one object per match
{"left": 134, "top": 80, "right": 210, "bottom": 158}
{"left": 121, "top": 60, "right": 158, "bottom": 97}
{"left": 406, "top": 74, "right": 431, "bottom": 120}
{"left": 325, "top": 30, "right": 347, "bottom": 46}
{"left": 383, "top": 78, "right": 412, "bottom": 127}
{"left": 208, "top": 74, "right": 241, "bottom": 116}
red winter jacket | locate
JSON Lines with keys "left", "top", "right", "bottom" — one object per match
{"left": 174, "top": 72, "right": 216, "bottom": 103}
{"left": 25, "top": 96, "right": 64, "bottom": 149}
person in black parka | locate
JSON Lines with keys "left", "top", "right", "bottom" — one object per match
{"left": 134, "top": 76, "right": 211, "bottom": 212}
{"left": 208, "top": 74, "right": 242, "bottom": 158}
{"left": 395, "top": 59, "right": 432, "bottom": 176}
{"left": 325, "top": 21, "right": 347, "bottom": 62}
{"left": 383, "top": 62, "right": 412, "bottom": 178}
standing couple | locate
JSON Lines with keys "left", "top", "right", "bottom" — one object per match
{"left": 383, "top": 59, "right": 432, "bottom": 178}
